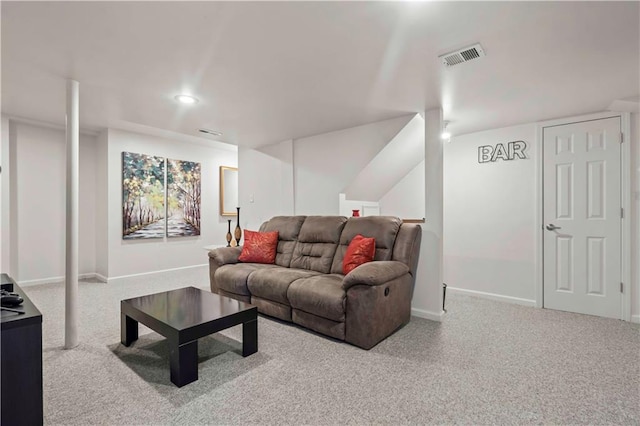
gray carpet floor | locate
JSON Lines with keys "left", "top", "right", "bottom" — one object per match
{"left": 22, "top": 266, "right": 640, "bottom": 425}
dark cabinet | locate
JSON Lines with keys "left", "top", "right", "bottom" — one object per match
{"left": 1, "top": 275, "right": 43, "bottom": 426}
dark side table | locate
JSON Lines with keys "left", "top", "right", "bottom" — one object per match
{"left": 121, "top": 286, "right": 258, "bottom": 387}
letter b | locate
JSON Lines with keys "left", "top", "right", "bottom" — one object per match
{"left": 478, "top": 146, "right": 493, "bottom": 163}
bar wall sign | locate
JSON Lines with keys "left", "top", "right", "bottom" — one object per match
{"left": 478, "top": 140, "right": 528, "bottom": 163}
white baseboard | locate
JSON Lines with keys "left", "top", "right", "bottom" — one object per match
{"left": 106, "top": 263, "right": 207, "bottom": 282}
{"left": 18, "top": 272, "right": 98, "bottom": 287}
{"left": 411, "top": 307, "right": 444, "bottom": 322}
{"left": 632, "top": 315, "right": 640, "bottom": 324}
{"left": 15, "top": 265, "right": 207, "bottom": 287}
{"left": 79, "top": 273, "right": 97, "bottom": 280}
{"left": 446, "top": 286, "right": 536, "bottom": 307}
{"left": 18, "top": 276, "right": 64, "bottom": 287}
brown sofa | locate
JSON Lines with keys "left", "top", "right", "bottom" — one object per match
{"left": 208, "top": 215, "right": 421, "bottom": 349}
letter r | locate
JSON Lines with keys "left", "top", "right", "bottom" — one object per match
{"left": 510, "top": 140, "right": 527, "bottom": 159}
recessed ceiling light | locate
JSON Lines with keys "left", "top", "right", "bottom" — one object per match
{"left": 175, "top": 94, "right": 199, "bottom": 104}
{"left": 198, "top": 128, "right": 223, "bottom": 136}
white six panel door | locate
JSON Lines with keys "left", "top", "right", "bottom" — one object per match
{"left": 543, "top": 117, "right": 622, "bottom": 319}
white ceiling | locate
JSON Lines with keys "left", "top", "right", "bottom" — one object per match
{"left": 2, "top": 1, "right": 638, "bottom": 148}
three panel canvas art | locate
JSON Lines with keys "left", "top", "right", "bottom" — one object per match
{"left": 122, "top": 151, "right": 201, "bottom": 239}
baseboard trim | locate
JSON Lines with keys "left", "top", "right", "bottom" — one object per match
{"left": 18, "top": 272, "right": 98, "bottom": 287}
{"left": 411, "top": 307, "right": 444, "bottom": 322}
{"left": 79, "top": 273, "right": 97, "bottom": 280}
{"left": 16, "top": 265, "right": 207, "bottom": 286}
{"left": 18, "top": 276, "right": 64, "bottom": 287}
{"left": 631, "top": 315, "right": 640, "bottom": 324}
{"left": 106, "top": 263, "right": 207, "bottom": 282}
{"left": 447, "top": 286, "right": 536, "bottom": 307}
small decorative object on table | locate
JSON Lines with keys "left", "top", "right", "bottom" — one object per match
{"left": 234, "top": 207, "right": 243, "bottom": 246}
{"left": 352, "top": 209, "right": 360, "bottom": 217}
{"left": 226, "top": 220, "right": 232, "bottom": 247}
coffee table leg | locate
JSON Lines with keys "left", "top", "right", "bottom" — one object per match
{"left": 170, "top": 340, "right": 198, "bottom": 387}
{"left": 121, "top": 314, "right": 138, "bottom": 347}
{"left": 242, "top": 318, "right": 258, "bottom": 357}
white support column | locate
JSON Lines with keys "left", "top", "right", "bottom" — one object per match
{"left": 412, "top": 108, "right": 444, "bottom": 320}
{"left": 65, "top": 80, "right": 79, "bottom": 349}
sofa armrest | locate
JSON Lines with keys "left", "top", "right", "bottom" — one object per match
{"left": 342, "top": 261, "right": 409, "bottom": 290}
{"left": 209, "top": 247, "right": 242, "bottom": 294}
{"left": 208, "top": 247, "right": 242, "bottom": 265}
{"left": 345, "top": 273, "right": 413, "bottom": 349}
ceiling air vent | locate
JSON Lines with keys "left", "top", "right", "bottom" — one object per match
{"left": 198, "top": 128, "right": 223, "bottom": 137}
{"left": 439, "top": 43, "right": 485, "bottom": 67}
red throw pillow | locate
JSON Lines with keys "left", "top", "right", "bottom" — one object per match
{"left": 342, "top": 234, "right": 376, "bottom": 275}
{"left": 238, "top": 230, "right": 279, "bottom": 264}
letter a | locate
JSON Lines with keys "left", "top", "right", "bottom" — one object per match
{"left": 492, "top": 143, "right": 508, "bottom": 162}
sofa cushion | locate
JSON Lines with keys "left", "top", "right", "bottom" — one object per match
{"left": 292, "top": 309, "right": 345, "bottom": 340}
{"left": 342, "top": 234, "right": 376, "bottom": 275}
{"left": 248, "top": 267, "right": 321, "bottom": 305}
{"left": 290, "top": 216, "right": 347, "bottom": 273}
{"left": 218, "top": 289, "right": 251, "bottom": 304}
{"left": 215, "top": 263, "right": 278, "bottom": 296}
{"left": 260, "top": 216, "right": 306, "bottom": 268}
{"left": 251, "top": 296, "right": 292, "bottom": 322}
{"left": 238, "top": 230, "right": 279, "bottom": 264}
{"left": 287, "top": 274, "right": 346, "bottom": 322}
{"left": 331, "top": 216, "right": 402, "bottom": 274}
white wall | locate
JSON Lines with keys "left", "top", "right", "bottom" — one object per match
{"left": 344, "top": 114, "right": 424, "bottom": 202}
{"left": 238, "top": 140, "right": 294, "bottom": 232}
{"left": 238, "top": 114, "right": 416, "bottom": 219}
{"left": 16, "top": 124, "right": 64, "bottom": 282}
{"left": 95, "top": 130, "right": 108, "bottom": 279}
{"left": 106, "top": 128, "right": 237, "bottom": 279}
{"left": 631, "top": 112, "right": 639, "bottom": 321}
{"left": 293, "top": 115, "right": 412, "bottom": 215}
{"left": 2, "top": 118, "right": 19, "bottom": 277}
{"left": 379, "top": 161, "right": 425, "bottom": 219}
{"left": 444, "top": 123, "right": 537, "bottom": 303}
{"left": 1, "top": 116, "right": 9, "bottom": 273}
{"left": 3, "top": 121, "right": 238, "bottom": 283}
{"left": 11, "top": 122, "right": 97, "bottom": 284}
{"left": 80, "top": 131, "right": 97, "bottom": 276}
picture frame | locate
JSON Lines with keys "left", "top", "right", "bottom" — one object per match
{"left": 220, "top": 166, "right": 238, "bottom": 216}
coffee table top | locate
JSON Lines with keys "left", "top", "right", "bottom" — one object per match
{"left": 121, "top": 286, "right": 255, "bottom": 331}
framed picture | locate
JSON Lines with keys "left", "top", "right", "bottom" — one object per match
{"left": 121, "top": 152, "right": 201, "bottom": 239}
{"left": 122, "top": 152, "right": 166, "bottom": 239}
{"left": 167, "top": 159, "right": 201, "bottom": 237}
{"left": 220, "top": 166, "right": 238, "bottom": 216}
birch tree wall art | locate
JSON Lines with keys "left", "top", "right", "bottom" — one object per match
{"left": 166, "top": 159, "right": 201, "bottom": 237}
{"left": 121, "top": 152, "right": 201, "bottom": 239}
{"left": 122, "top": 152, "right": 166, "bottom": 239}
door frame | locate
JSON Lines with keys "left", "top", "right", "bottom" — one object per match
{"left": 535, "top": 111, "right": 631, "bottom": 321}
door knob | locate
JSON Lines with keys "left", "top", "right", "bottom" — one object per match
{"left": 546, "top": 223, "right": 562, "bottom": 231}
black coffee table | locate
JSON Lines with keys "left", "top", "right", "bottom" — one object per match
{"left": 121, "top": 286, "right": 257, "bottom": 387}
